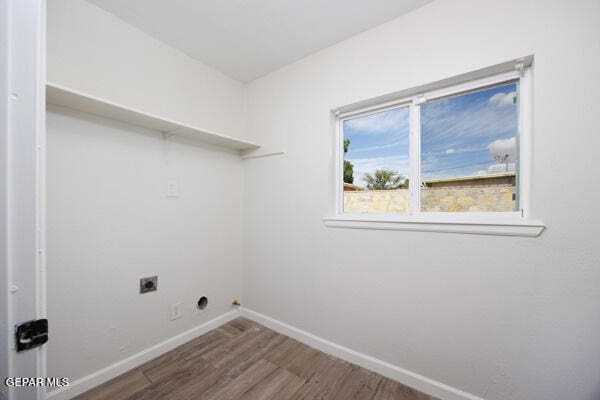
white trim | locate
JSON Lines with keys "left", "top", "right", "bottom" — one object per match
{"left": 37, "top": 0, "right": 48, "bottom": 390}
{"left": 323, "top": 215, "right": 545, "bottom": 237}
{"left": 422, "top": 70, "right": 520, "bottom": 103}
{"left": 0, "top": 0, "right": 9, "bottom": 397}
{"left": 338, "top": 97, "right": 412, "bottom": 120}
{"left": 518, "top": 66, "right": 533, "bottom": 218}
{"left": 335, "top": 117, "right": 344, "bottom": 213}
{"left": 5, "top": 1, "right": 47, "bottom": 399}
{"left": 240, "top": 307, "right": 484, "bottom": 400}
{"left": 45, "top": 310, "right": 240, "bottom": 400}
{"left": 409, "top": 99, "right": 420, "bottom": 216}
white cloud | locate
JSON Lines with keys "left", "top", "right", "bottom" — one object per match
{"left": 445, "top": 148, "right": 455, "bottom": 154}
{"left": 344, "top": 107, "right": 409, "bottom": 135}
{"left": 350, "top": 139, "right": 406, "bottom": 154}
{"left": 488, "top": 137, "right": 516, "bottom": 161}
{"left": 487, "top": 137, "right": 516, "bottom": 174}
{"left": 488, "top": 162, "right": 515, "bottom": 174}
{"left": 489, "top": 91, "right": 516, "bottom": 107}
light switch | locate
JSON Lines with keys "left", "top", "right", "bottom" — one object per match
{"left": 170, "top": 303, "right": 182, "bottom": 320}
{"left": 167, "top": 178, "right": 179, "bottom": 197}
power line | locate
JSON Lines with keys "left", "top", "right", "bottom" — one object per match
{"left": 422, "top": 160, "right": 495, "bottom": 174}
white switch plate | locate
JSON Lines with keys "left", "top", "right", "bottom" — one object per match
{"left": 166, "top": 178, "right": 179, "bottom": 197}
{"left": 170, "top": 302, "right": 182, "bottom": 320}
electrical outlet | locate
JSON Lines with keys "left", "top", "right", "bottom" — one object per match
{"left": 166, "top": 178, "right": 179, "bottom": 197}
{"left": 170, "top": 303, "right": 182, "bottom": 321}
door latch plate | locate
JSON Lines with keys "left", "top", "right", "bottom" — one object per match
{"left": 15, "top": 319, "right": 48, "bottom": 352}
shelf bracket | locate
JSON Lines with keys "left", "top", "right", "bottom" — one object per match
{"left": 161, "top": 131, "right": 174, "bottom": 140}
{"left": 161, "top": 131, "right": 175, "bottom": 164}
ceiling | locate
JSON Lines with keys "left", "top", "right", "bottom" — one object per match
{"left": 86, "top": 0, "right": 433, "bottom": 82}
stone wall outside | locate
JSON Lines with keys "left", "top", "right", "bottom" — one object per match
{"left": 343, "top": 186, "right": 516, "bottom": 213}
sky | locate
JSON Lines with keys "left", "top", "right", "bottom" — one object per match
{"left": 343, "top": 82, "right": 518, "bottom": 187}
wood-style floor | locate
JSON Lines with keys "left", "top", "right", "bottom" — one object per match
{"left": 74, "top": 317, "right": 437, "bottom": 400}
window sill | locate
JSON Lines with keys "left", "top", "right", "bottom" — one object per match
{"left": 322, "top": 215, "right": 545, "bottom": 237}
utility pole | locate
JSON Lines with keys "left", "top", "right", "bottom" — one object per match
{"left": 495, "top": 154, "right": 510, "bottom": 172}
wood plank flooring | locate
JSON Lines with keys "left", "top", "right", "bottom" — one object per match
{"left": 74, "top": 318, "right": 437, "bottom": 400}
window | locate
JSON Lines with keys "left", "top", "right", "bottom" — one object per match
{"left": 343, "top": 106, "right": 410, "bottom": 214}
{"left": 327, "top": 60, "right": 545, "bottom": 236}
{"left": 420, "top": 82, "right": 519, "bottom": 213}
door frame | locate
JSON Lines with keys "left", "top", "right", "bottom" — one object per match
{"left": 1, "top": 1, "right": 47, "bottom": 399}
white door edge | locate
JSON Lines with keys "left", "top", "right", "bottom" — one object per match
{"left": 2, "top": 1, "right": 47, "bottom": 399}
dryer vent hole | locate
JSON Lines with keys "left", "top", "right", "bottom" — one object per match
{"left": 197, "top": 296, "right": 208, "bottom": 310}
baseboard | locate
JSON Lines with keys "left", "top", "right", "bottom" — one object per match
{"left": 240, "top": 307, "right": 483, "bottom": 400}
{"left": 46, "top": 310, "right": 240, "bottom": 400}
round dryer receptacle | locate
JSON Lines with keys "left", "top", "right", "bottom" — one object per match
{"left": 197, "top": 296, "right": 208, "bottom": 310}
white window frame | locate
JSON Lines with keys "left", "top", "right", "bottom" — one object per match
{"left": 324, "top": 59, "right": 545, "bottom": 236}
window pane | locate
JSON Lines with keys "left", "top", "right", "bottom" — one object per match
{"left": 420, "top": 82, "right": 519, "bottom": 212}
{"left": 343, "top": 107, "right": 410, "bottom": 214}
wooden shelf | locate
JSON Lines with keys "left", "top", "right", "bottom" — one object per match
{"left": 46, "top": 82, "right": 260, "bottom": 152}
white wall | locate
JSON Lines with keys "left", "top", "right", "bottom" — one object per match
{"left": 242, "top": 1, "right": 600, "bottom": 400}
{"left": 46, "top": 0, "right": 246, "bottom": 387}
{"left": 46, "top": 108, "right": 244, "bottom": 383}
{"left": 47, "top": 0, "right": 246, "bottom": 139}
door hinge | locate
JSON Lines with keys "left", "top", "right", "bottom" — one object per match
{"left": 15, "top": 319, "right": 48, "bottom": 352}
